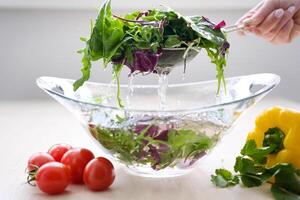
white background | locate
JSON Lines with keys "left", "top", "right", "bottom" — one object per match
{"left": 1, "top": 2, "right": 299, "bottom": 199}
{"left": 1, "top": 0, "right": 300, "bottom": 101}
{"left": 0, "top": 0, "right": 262, "bottom": 10}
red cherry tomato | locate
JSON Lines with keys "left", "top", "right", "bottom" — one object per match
{"left": 36, "top": 162, "right": 71, "bottom": 195}
{"left": 48, "top": 143, "right": 72, "bottom": 162}
{"left": 61, "top": 148, "right": 95, "bottom": 184}
{"left": 83, "top": 157, "right": 115, "bottom": 191}
{"left": 28, "top": 152, "right": 55, "bottom": 172}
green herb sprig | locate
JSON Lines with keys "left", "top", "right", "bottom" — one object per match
{"left": 211, "top": 128, "right": 300, "bottom": 200}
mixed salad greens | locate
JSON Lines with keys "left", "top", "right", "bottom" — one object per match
{"left": 73, "top": 0, "right": 230, "bottom": 107}
{"left": 89, "top": 124, "right": 214, "bottom": 170}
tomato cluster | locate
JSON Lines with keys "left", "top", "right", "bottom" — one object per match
{"left": 27, "top": 144, "right": 115, "bottom": 195}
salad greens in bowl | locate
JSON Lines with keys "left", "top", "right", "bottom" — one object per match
{"left": 37, "top": 74, "right": 280, "bottom": 177}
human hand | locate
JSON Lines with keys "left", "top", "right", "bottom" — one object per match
{"left": 236, "top": 0, "right": 300, "bottom": 44}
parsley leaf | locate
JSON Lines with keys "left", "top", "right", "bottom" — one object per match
{"left": 270, "top": 164, "right": 300, "bottom": 199}
{"left": 240, "top": 140, "right": 275, "bottom": 164}
{"left": 273, "top": 164, "right": 300, "bottom": 195}
{"left": 271, "top": 184, "right": 300, "bottom": 200}
{"left": 234, "top": 156, "right": 264, "bottom": 175}
{"left": 233, "top": 156, "right": 264, "bottom": 187}
{"left": 263, "top": 127, "right": 285, "bottom": 154}
{"left": 211, "top": 134, "right": 300, "bottom": 200}
{"left": 211, "top": 168, "right": 239, "bottom": 188}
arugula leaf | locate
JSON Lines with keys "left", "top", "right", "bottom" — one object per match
{"left": 113, "top": 64, "right": 124, "bottom": 107}
{"left": 73, "top": 46, "right": 92, "bottom": 90}
{"left": 211, "top": 168, "right": 239, "bottom": 188}
{"left": 205, "top": 47, "right": 227, "bottom": 93}
{"left": 187, "top": 16, "right": 229, "bottom": 92}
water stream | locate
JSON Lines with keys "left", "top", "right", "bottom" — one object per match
{"left": 158, "top": 74, "right": 168, "bottom": 111}
{"left": 125, "top": 73, "right": 169, "bottom": 111}
{"left": 126, "top": 75, "right": 134, "bottom": 108}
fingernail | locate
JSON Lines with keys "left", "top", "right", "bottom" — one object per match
{"left": 288, "top": 5, "right": 296, "bottom": 14}
{"left": 274, "top": 9, "right": 284, "bottom": 18}
{"left": 243, "top": 18, "right": 253, "bottom": 25}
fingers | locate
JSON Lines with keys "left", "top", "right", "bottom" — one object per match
{"left": 255, "top": 8, "right": 285, "bottom": 36}
{"left": 248, "top": 5, "right": 297, "bottom": 43}
{"left": 291, "top": 24, "right": 300, "bottom": 40}
{"left": 236, "top": 12, "right": 255, "bottom": 36}
{"left": 235, "top": 1, "right": 264, "bottom": 35}
{"left": 243, "top": 0, "right": 277, "bottom": 27}
{"left": 236, "top": 1, "right": 264, "bottom": 25}
{"left": 271, "top": 19, "right": 294, "bottom": 44}
{"left": 235, "top": 0, "right": 300, "bottom": 44}
{"left": 291, "top": 9, "right": 300, "bottom": 39}
{"left": 262, "top": 5, "right": 296, "bottom": 41}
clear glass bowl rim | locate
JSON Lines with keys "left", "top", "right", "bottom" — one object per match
{"left": 36, "top": 73, "right": 280, "bottom": 114}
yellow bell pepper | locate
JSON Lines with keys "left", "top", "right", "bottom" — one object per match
{"left": 247, "top": 107, "right": 300, "bottom": 169}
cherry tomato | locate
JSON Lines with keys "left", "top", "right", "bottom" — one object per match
{"left": 28, "top": 152, "right": 55, "bottom": 172}
{"left": 83, "top": 157, "right": 115, "bottom": 191}
{"left": 61, "top": 148, "right": 95, "bottom": 184}
{"left": 48, "top": 143, "right": 72, "bottom": 162}
{"left": 36, "top": 162, "right": 71, "bottom": 195}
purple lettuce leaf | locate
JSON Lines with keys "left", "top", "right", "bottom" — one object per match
{"left": 130, "top": 50, "right": 162, "bottom": 73}
{"left": 220, "top": 41, "right": 230, "bottom": 56}
{"left": 133, "top": 124, "right": 170, "bottom": 169}
{"left": 201, "top": 16, "right": 226, "bottom": 30}
{"left": 149, "top": 144, "right": 161, "bottom": 170}
{"left": 213, "top": 20, "right": 226, "bottom": 30}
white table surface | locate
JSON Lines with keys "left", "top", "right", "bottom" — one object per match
{"left": 1, "top": 98, "right": 300, "bottom": 200}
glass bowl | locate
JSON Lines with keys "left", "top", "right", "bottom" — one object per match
{"left": 37, "top": 73, "right": 280, "bottom": 177}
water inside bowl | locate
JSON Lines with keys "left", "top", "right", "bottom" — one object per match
{"left": 37, "top": 73, "right": 280, "bottom": 177}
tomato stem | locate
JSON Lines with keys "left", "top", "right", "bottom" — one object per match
{"left": 26, "top": 165, "right": 39, "bottom": 186}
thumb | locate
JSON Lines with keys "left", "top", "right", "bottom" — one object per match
{"left": 243, "top": 0, "right": 276, "bottom": 27}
